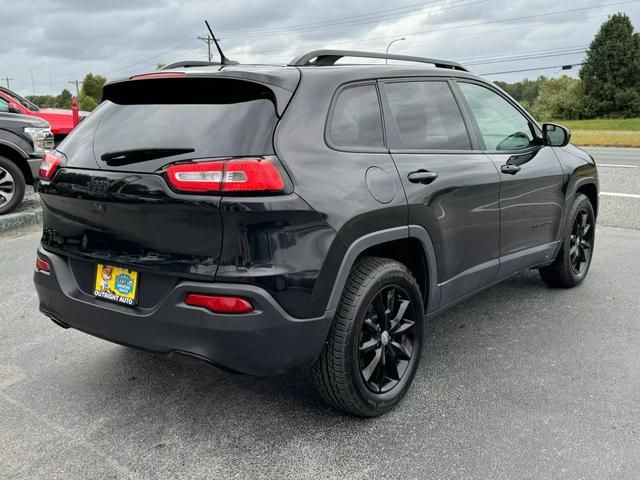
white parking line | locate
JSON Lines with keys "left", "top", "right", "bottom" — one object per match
{"left": 601, "top": 192, "right": 640, "bottom": 199}
{"left": 597, "top": 164, "right": 638, "bottom": 168}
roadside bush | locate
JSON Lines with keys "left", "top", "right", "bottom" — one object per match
{"left": 530, "top": 77, "right": 585, "bottom": 120}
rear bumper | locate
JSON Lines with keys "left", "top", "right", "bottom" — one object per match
{"left": 34, "top": 248, "right": 334, "bottom": 375}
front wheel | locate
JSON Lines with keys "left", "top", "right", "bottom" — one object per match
{"left": 312, "top": 257, "right": 424, "bottom": 417}
{"left": 539, "top": 193, "right": 596, "bottom": 288}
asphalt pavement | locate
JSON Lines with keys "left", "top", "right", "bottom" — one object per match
{"left": 588, "top": 147, "right": 640, "bottom": 230}
{"left": 1, "top": 147, "right": 639, "bottom": 479}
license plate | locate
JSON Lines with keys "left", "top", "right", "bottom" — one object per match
{"left": 94, "top": 264, "right": 139, "bottom": 306}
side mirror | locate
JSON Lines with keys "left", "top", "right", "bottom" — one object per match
{"left": 8, "top": 104, "right": 22, "bottom": 114}
{"left": 542, "top": 123, "right": 571, "bottom": 147}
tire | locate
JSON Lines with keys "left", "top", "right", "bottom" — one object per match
{"left": 539, "top": 193, "right": 596, "bottom": 288}
{"left": 312, "top": 256, "right": 425, "bottom": 417}
{"left": 0, "top": 156, "right": 26, "bottom": 216}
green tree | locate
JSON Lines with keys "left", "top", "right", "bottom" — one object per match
{"left": 26, "top": 95, "right": 56, "bottom": 108}
{"left": 495, "top": 77, "right": 544, "bottom": 110}
{"left": 531, "top": 76, "right": 585, "bottom": 120}
{"left": 56, "top": 89, "right": 73, "bottom": 109}
{"left": 580, "top": 13, "right": 640, "bottom": 118}
{"left": 80, "top": 73, "right": 107, "bottom": 104}
{"left": 78, "top": 93, "right": 98, "bottom": 112}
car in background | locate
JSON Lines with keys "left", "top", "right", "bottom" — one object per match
{"left": 0, "top": 86, "right": 82, "bottom": 143}
{"left": 0, "top": 98, "right": 54, "bottom": 214}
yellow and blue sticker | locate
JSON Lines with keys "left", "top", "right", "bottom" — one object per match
{"left": 94, "top": 264, "right": 138, "bottom": 306}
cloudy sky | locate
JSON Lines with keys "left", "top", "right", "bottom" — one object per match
{"left": 1, "top": 0, "right": 639, "bottom": 96}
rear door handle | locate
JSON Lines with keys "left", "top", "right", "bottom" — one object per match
{"left": 408, "top": 170, "right": 438, "bottom": 184}
{"left": 501, "top": 164, "right": 521, "bottom": 175}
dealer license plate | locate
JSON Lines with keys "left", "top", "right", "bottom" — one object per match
{"left": 94, "top": 264, "right": 139, "bottom": 306}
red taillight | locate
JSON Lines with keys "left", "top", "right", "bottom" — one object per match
{"left": 39, "top": 153, "right": 62, "bottom": 180}
{"left": 223, "top": 160, "right": 284, "bottom": 192}
{"left": 166, "top": 161, "right": 224, "bottom": 192}
{"left": 165, "top": 158, "right": 285, "bottom": 193}
{"left": 185, "top": 293, "right": 254, "bottom": 314}
{"left": 36, "top": 256, "right": 50, "bottom": 272}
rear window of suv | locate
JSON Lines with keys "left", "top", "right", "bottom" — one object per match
{"left": 94, "top": 99, "right": 277, "bottom": 160}
{"left": 58, "top": 78, "right": 281, "bottom": 172}
{"left": 328, "top": 84, "right": 385, "bottom": 150}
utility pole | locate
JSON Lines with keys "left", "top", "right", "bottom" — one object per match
{"left": 198, "top": 35, "right": 213, "bottom": 62}
{"left": 69, "top": 79, "right": 80, "bottom": 97}
{"left": 30, "top": 70, "right": 36, "bottom": 96}
{"left": 198, "top": 34, "right": 221, "bottom": 62}
{"left": 1, "top": 77, "right": 13, "bottom": 89}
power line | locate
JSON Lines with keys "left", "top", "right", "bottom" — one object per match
{"left": 220, "top": 0, "right": 472, "bottom": 38}
{"left": 221, "top": 0, "right": 638, "bottom": 40}
{"left": 465, "top": 49, "right": 586, "bottom": 66}
{"left": 480, "top": 63, "right": 585, "bottom": 76}
{"left": 238, "top": 5, "right": 637, "bottom": 58}
{"left": 1, "top": 77, "right": 13, "bottom": 89}
{"left": 455, "top": 44, "right": 587, "bottom": 62}
{"left": 222, "top": 0, "right": 486, "bottom": 38}
{"left": 105, "top": 38, "right": 198, "bottom": 76}
{"left": 219, "top": 0, "right": 458, "bottom": 35}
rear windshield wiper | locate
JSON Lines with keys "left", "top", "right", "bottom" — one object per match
{"left": 101, "top": 148, "right": 195, "bottom": 166}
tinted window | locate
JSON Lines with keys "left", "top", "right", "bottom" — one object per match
{"left": 329, "top": 85, "right": 384, "bottom": 149}
{"left": 0, "top": 98, "right": 8, "bottom": 111}
{"left": 93, "top": 100, "right": 277, "bottom": 160}
{"left": 459, "top": 82, "right": 536, "bottom": 151}
{"left": 59, "top": 80, "right": 280, "bottom": 172}
{"left": 385, "top": 81, "right": 471, "bottom": 150}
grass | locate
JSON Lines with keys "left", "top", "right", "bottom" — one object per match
{"left": 553, "top": 118, "right": 640, "bottom": 131}
{"left": 546, "top": 118, "right": 640, "bottom": 147}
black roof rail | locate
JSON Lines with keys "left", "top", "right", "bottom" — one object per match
{"left": 160, "top": 60, "right": 221, "bottom": 70}
{"left": 288, "top": 49, "right": 469, "bottom": 72}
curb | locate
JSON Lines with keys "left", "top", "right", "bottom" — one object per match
{"left": 0, "top": 207, "right": 43, "bottom": 233}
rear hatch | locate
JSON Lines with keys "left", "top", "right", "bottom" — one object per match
{"left": 38, "top": 73, "right": 298, "bottom": 290}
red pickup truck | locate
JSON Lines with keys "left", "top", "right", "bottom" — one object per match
{"left": 0, "top": 87, "right": 83, "bottom": 141}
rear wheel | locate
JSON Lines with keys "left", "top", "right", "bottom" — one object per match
{"left": 312, "top": 257, "right": 424, "bottom": 417}
{"left": 539, "top": 193, "right": 595, "bottom": 288}
{"left": 0, "top": 156, "right": 26, "bottom": 215}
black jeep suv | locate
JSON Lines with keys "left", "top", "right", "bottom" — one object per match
{"left": 34, "top": 50, "right": 599, "bottom": 416}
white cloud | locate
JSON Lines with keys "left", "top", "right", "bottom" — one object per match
{"left": 0, "top": 0, "right": 638, "bottom": 95}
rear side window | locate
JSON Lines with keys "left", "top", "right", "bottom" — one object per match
{"left": 384, "top": 81, "right": 471, "bottom": 150}
{"left": 329, "top": 84, "right": 384, "bottom": 150}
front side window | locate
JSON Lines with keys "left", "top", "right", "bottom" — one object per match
{"left": 384, "top": 81, "right": 471, "bottom": 150}
{"left": 0, "top": 98, "right": 8, "bottom": 112}
{"left": 329, "top": 84, "right": 384, "bottom": 150}
{"left": 459, "top": 82, "right": 536, "bottom": 151}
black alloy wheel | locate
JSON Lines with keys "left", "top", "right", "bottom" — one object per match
{"left": 569, "top": 209, "right": 593, "bottom": 276}
{"left": 312, "top": 257, "right": 424, "bottom": 417}
{"left": 539, "top": 193, "right": 596, "bottom": 288}
{"left": 358, "top": 285, "right": 416, "bottom": 394}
